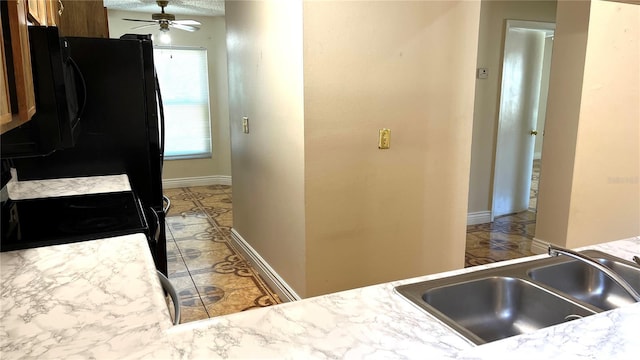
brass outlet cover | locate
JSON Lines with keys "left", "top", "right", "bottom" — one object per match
{"left": 378, "top": 128, "right": 390, "bottom": 149}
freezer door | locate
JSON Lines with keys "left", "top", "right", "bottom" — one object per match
{"left": 13, "top": 36, "right": 163, "bottom": 208}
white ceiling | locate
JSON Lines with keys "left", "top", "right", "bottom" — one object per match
{"left": 103, "top": 0, "right": 225, "bottom": 17}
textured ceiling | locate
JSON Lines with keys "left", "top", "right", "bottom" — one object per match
{"left": 103, "top": 0, "right": 225, "bottom": 16}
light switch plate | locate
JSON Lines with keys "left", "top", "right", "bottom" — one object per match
{"left": 242, "top": 117, "right": 249, "bottom": 134}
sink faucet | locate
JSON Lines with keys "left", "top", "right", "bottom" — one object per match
{"left": 548, "top": 244, "right": 640, "bottom": 302}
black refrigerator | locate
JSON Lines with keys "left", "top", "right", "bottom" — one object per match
{"left": 13, "top": 34, "right": 167, "bottom": 275}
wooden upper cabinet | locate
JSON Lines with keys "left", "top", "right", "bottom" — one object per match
{"left": 27, "top": 0, "right": 44, "bottom": 25}
{"left": 26, "top": 0, "right": 58, "bottom": 26}
{"left": 1, "top": 24, "right": 12, "bottom": 127}
{"left": 27, "top": 0, "right": 40, "bottom": 23}
{"left": 45, "top": 0, "right": 59, "bottom": 26}
{"left": 1, "top": 0, "right": 37, "bottom": 134}
{"left": 57, "top": 0, "right": 109, "bottom": 38}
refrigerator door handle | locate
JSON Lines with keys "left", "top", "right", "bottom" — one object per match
{"left": 69, "top": 57, "right": 87, "bottom": 120}
{"left": 162, "top": 195, "right": 171, "bottom": 215}
{"left": 155, "top": 72, "right": 165, "bottom": 167}
{"left": 150, "top": 207, "right": 160, "bottom": 243}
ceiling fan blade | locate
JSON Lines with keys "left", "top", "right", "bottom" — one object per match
{"left": 172, "top": 20, "right": 201, "bottom": 26}
{"left": 131, "top": 23, "right": 159, "bottom": 30}
{"left": 122, "top": 18, "right": 156, "bottom": 23}
{"left": 170, "top": 24, "right": 200, "bottom": 32}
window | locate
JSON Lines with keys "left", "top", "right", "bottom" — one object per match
{"left": 154, "top": 47, "right": 212, "bottom": 159}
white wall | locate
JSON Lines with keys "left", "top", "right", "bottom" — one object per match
{"left": 107, "top": 10, "right": 231, "bottom": 181}
{"left": 468, "top": 0, "right": 557, "bottom": 215}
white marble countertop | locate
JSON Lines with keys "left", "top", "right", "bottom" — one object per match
{"left": 164, "top": 237, "right": 640, "bottom": 359}
{"left": 0, "top": 234, "right": 174, "bottom": 359}
{"left": 6, "top": 169, "right": 131, "bottom": 200}
{"left": 1, "top": 234, "right": 638, "bottom": 359}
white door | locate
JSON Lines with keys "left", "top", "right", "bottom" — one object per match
{"left": 492, "top": 20, "right": 555, "bottom": 219}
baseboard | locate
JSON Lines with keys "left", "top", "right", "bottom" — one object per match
{"left": 229, "top": 228, "right": 301, "bottom": 302}
{"left": 467, "top": 211, "right": 492, "bottom": 225}
{"left": 531, "top": 237, "right": 552, "bottom": 254}
{"left": 162, "top": 175, "right": 231, "bottom": 189}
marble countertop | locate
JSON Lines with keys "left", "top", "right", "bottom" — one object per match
{"left": 1, "top": 173, "right": 172, "bottom": 359}
{"left": 0, "top": 234, "right": 174, "bottom": 359}
{"left": 165, "top": 237, "right": 640, "bottom": 359}
{"left": 6, "top": 169, "right": 131, "bottom": 200}
{"left": 1, "top": 231, "right": 638, "bottom": 359}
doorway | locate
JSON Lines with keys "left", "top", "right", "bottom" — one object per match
{"left": 492, "top": 20, "right": 555, "bottom": 220}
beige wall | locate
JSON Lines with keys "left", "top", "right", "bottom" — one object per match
{"left": 224, "top": 1, "right": 307, "bottom": 294}
{"left": 303, "top": 1, "right": 481, "bottom": 296}
{"left": 468, "top": 0, "right": 557, "bottom": 214}
{"left": 107, "top": 10, "right": 231, "bottom": 180}
{"left": 537, "top": 0, "right": 640, "bottom": 247}
{"left": 530, "top": 0, "right": 589, "bottom": 244}
{"left": 226, "top": 0, "right": 481, "bottom": 297}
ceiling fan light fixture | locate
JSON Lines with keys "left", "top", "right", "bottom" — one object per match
{"left": 159, "top": 32, "right": 171, "bottom": 44}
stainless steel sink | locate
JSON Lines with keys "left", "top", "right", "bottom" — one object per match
{"left": 528, "top": 253, "right": 640, "bottom": 310}
{"left": 419, "top": 276, "right": 595, "bottom": 344}
{"left": 395, "top": 250, "right": 640, "bottom": 345}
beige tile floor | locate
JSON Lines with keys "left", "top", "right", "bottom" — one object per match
{"left": 164, "top": 160, "right": 540, "bottom": 322}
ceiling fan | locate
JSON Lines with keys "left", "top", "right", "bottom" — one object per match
{"left": 123, "top": 0, "right": 201, "bottom": 33}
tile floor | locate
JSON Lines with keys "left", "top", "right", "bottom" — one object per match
{"left": 163, "top": 185, "right": 280, "bottom": 324}
{"left": 465, "top": 211, "right": 536, "bottom": 267}
{"left": 163, "top": 160, "right": 540, "bottom": 322}
{"left": 464, "top": 159, "right": 540, "bottom": 267}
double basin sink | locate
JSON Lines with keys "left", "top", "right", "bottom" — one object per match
{"left": 394, "top": 250, "right": 640, "bottom": 345}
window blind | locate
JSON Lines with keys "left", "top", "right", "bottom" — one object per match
{"left": 154, "top": 46, "right": 212, "bottom": 160}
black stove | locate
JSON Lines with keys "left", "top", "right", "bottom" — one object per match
{"left": 1, "top": 191, "right": 149, "bottom": 252}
